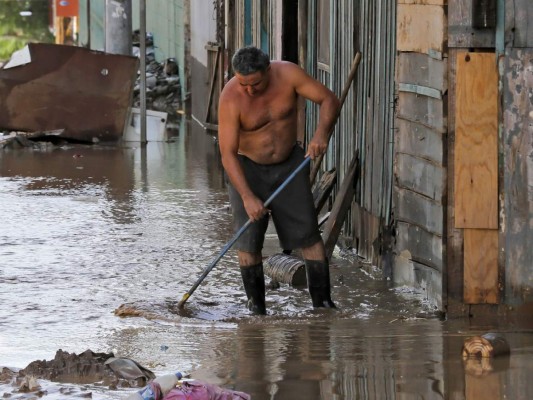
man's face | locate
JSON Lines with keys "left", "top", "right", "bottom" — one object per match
{"left": 235, "top": 68, "right": 270, "bottom": 97}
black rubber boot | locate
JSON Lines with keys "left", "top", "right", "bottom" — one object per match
{"left": 305, "top": 259, "right": 336, "bottom": 308}
{"left": 240, "top": 263, "right": 267, "bottom": 315}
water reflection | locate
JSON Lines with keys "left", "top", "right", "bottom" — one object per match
{"left": 1, "top": 119, "right": 533, "bottom": 399}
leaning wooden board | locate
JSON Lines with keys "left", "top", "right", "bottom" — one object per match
{"left": 322, "top": 150, "right": 359, "bottom": 259}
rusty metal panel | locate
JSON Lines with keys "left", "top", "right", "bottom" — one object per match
{"left": 0, "top": 43, "right": 138, "bottom": 142}
{"left": 503, "top": 48, "right": 533, "bottom": 304}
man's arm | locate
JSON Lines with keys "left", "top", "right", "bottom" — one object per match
{"left": 218, "top": 87, "right": 268, "bottom": 222}
{"left": 287, "top": 63, "right": 340, "bottom": 159}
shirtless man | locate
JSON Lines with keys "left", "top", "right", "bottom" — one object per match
{"left": 218, "top": 46, "right": 340, "bottom": 314}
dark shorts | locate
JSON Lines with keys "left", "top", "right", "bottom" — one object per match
{"left": 227, "top": 145, "right": 321, "bottom": 253}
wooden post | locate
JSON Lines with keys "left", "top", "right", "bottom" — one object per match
{"left": 322, "top": 150, "right": 359, "bottom": 259}
{"left": 139, "top": 0, "right": 147, "bottom": 144}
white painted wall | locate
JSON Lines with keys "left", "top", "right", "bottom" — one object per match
{"left": 190, "top": 0, "right": 217, "bottom": 66}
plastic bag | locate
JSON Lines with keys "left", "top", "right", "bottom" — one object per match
{"left": 163, "top": 380, "right": 250, "bottom": 400}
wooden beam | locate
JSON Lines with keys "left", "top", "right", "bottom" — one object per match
{"left": 322, "top": 151, "right": 359, "bottom": 259}
{"left": 205, "top": 46, "right": 220, "bottom": 124}
{"left": 312, "top": 168, "right": 336, "bottom": 215}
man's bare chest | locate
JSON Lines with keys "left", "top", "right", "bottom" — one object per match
{"left": 239, "top": 94, "right": 296, "bottom": 132}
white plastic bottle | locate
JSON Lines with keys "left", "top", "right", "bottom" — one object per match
{"left": 126, "top": 372, "right": 183, "bottom": 400}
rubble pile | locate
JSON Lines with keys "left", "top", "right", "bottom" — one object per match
{"left": 20, "top": 349, "right": 119, "bottom": 386}
{"left": 132, "top": 30, "right": 182, "bottom": 121}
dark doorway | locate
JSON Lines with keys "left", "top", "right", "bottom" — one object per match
{"left": 282, "top": 0, "right": 298, "bottom": 63}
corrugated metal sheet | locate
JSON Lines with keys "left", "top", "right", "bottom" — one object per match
{"left": 305, "top": 0, "right": 396, "bottom": 262}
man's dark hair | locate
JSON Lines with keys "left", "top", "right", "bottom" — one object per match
{"left": 232, "top": 46, "right": 270, "bottom": 75}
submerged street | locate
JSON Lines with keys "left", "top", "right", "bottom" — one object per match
{"left": 1, "top": 120, "right": 533, "bottom": 399}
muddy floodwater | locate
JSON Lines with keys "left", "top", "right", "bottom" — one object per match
{"left": 1, "top": 120, "right": 533, "bottom": 399}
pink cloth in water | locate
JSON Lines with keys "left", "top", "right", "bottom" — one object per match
{"left": 162, "top": 380, "right": 250, "bottom": 400}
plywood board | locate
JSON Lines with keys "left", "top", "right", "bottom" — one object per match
{"left": 464, "top": 229, "right": 499, "bottom": 304}
{"left": 397, "top": 4, "right": 446, "bottom": 54}
{"left": 454, "top": 52, "right": 498, "bottom": 229}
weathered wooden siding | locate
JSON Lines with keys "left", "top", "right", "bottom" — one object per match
{"left": 448, "top": 0, "right": 496, "bottom": 48}
{"left": 502, "top": 48, "right": 533, "bottom": 304}
{"left": 446, "top": 1, "right": 533, "bottom": 313}
{"left": 223, "top": 0, "right": 533, "bottom": 314}
{"left": 394, "top": 1, "right": 447, "bottom": 309}
{"left": 509, "top": 0, "right": 533, "bottom": 47}
{"left": 397, "top": 2, "right": 446, "bottom": 54}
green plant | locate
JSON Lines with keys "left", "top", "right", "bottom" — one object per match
{"left": 0, "top": 0, "right": 54, "bottom": 62}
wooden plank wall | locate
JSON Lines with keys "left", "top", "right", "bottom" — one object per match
{"left": 393, "top": 0, "right": 447, "bottom": 309}
{"left": 446, "top": 0, "right": 501, "bottom": 314}
{"left": 393, "top": 0, "right": 533, "bottom": 326}
{"left": 509, "top": 0, "right": 533, "bottom": 47}
{"left": 447, "top": 0, "right": 533, "bottom": 312}
{"left": 503, "top": 49, "right": 533, "bottom": 304}
{"left": 448, "top": 0, "right": 496, "bottom": 48}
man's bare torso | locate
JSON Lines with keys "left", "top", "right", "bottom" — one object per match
{"left": 228, "top": 62, "right": 299, "bottom": 164}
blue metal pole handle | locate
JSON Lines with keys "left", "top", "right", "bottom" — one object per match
{"left": 177, "top": 156, "right": 311, "bottom": 308}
